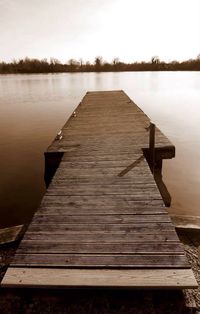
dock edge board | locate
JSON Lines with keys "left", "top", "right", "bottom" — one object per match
{"left": 1, "top": 268, "right": 198, "bottom": 289}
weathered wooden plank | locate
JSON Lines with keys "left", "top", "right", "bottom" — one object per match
{"left": 47, "top": 185, "right": 160, "bottom": 196}
{"left": 27, "top": 223, "right": 174, "bottom": 233}
{"left": 36, "top": 207, "right": 167, "bottom": 215}
{"left": 55, "top": 166, "right": 152, "bottom": 175}
{"left": 49, "top": 182, "right": 157, "bottom": 189}
{"left": 11, "top": 254, "right": 189, "bottom": 268}
{"left": 40, "top": 196, "right": 164, "bottom": 208}
{"left": 33, "top": 214, "right": 171, "bottom": 224}
{"left": 61, "top": 153, "right": 144, "bottom": 162}
{"left": 46, "top": 182, "right": 162, "bottom": 197}
{"left": 65, "top": 121, "right": 147, "bottom": 127}
{"left": 51, "top": 161, "right": 153, "bottom": 173}
{"left": 37, "top": 196, "right": 167, "bottom": 214}
{"left": 57, "top": 131, "right": 170, "bottom": 142}
{"left": 62, "top": 129, "right": 147, "bottom": 136}
{"left": 49, "top": 147, "right": 142, "bottom": 155}
{"left": 47, "top": 190, "right": 162, "bottom": 198}
{"left": 52, "top": 172, "right": 154, "bottom": 181}
{"left": 66, "top": 117, "right": 148, "bottom": 123}
{"left": 22, "top": 232, "right": 178, "bottom": 242}
{"left": 2, "top": 268, "right": 197, "bottom": 289}
{"left": 51, "top": 177, "right": 157, "bottom": 185}
{"left": 53, "top": 130, "right": 171, "bottom": 140}
{"left": 54, "top": 141, "right": 171, "bottom": 151}
{"left": 17, "top": 241, "right": 184, "bottom": 254}
{"left": 58, "top": 160, "right": 151, "bottom": 170}
{"left": 3, "top": 268, "right": 197, "bottom": 288}
{"left": 63, "top": 122, "right": 147, "bottom": 129}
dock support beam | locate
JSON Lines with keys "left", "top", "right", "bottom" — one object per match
{"left": 143, "top": 122, "right": 173, "bottom": 207}
{"left": 149, "top": 122, "right": 155, "bottom": 175}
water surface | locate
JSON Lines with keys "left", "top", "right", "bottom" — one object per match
{"left": 0, "top": 72, "right": 200, "bottom": 228}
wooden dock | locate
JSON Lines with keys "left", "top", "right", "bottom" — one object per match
{"left": 1, "top": 91, "right": 197, "bottom": 289}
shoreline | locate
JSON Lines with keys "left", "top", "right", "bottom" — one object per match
{"left": 1, "top": 70, "right": 200, "bottom": 75}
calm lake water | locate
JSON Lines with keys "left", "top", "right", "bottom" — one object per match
{"left": 0, "top": 72, "right": 200, "bottom": 228}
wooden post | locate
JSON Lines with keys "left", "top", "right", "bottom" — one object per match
{"left": 149, "top": 122, "right": 155, "bottom": 175}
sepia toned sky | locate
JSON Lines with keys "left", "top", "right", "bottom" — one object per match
{"left": 0, "top": 0, "right": 200, "bottom": 63}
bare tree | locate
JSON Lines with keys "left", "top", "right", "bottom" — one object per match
{"left": 151, "top": 56, "right": 160, "bottom": 64}
{"left": 94, "top": 56, "right": 103, "bottom": 71}
{"left": 112, "top": 57, "right": 120, "bottom": 65}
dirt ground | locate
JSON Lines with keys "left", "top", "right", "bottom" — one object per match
{"left": 0, "top": 228, "right": 199, "bottom": 314}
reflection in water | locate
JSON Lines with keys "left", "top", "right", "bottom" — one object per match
{"left": 0, "top": 72, "right": 200, "bottom": 228}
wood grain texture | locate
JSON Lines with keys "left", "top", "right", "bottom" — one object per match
{"left": 21, "top": 231, "right": 179, "bottom": 242}
{"left": 17, "top": 241, "right": 184, "bottom": 254}
{"left": 2, "top": 268, "right": 198, "bottom": 289}
{"left": 32, "top": 214, "right": 171, "bottom": 224}
{"left": 27, "top": 223, "right": 175, "bottom": 233}
{"left": 11, "top": 253, "right": 189, "bottom": 268}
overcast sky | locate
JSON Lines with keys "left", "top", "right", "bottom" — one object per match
{"left": 0, "top": 0, "right": 200, "bottom": 63}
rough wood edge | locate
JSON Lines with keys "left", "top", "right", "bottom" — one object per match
{"left": 0, "top": 225, "right": 25, "bottom": 245}
{"left": 1, "top": 268, "right": 198, "bottom": 289}
{"left": 171, "top": 215, "right": 200, "bottom": 230}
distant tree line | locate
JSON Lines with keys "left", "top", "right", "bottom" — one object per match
{"left": 0, "top": 55, "right": 200, "bottom": 74}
